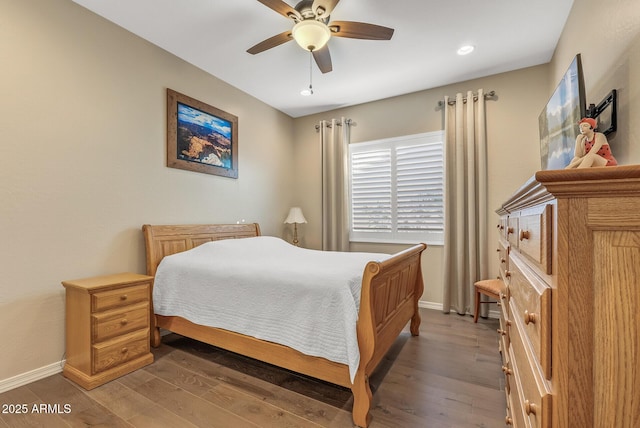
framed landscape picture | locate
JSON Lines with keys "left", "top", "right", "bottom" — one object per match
{"left": 538, "top": 54, "right": 586, "bottom": 170}
{"left": 167, "top": 89, "right": 238, "bottom": 178}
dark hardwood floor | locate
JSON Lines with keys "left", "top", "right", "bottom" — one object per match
{"left": 0, "top": 309, "right": 505, "bottom": 427}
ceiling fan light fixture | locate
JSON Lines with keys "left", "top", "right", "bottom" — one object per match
{"left": 292, "top": 19, "right": 331, "bottom": 51}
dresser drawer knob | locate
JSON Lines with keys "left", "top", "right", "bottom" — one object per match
{"left": 501, "top": 365, "right": 512, "bottom": 375}
{"left": 524, "top": 311, "right": 537, "bottom": 325}
{"left": 121, "top": 347, "right": 128, "bottom": 354}
{"left": 501, "top": 258, "right": 506, "bottom": 264}
{"left": 519, "top": 230, "right": 530, "bottom": 241}
{"left": 505, "top": 270, "right": 511, "bottom": 278}
{"left": 120, "top": 294, "right": 128, "bottom": 301}
{"left": 497, "top": 328, "right": 507, "bottom": 336}
{"left": 505, "top": 415, "right": 513, "bottom": 425}
{"left": 507, "top": 227, "right": 514, "bottom": 235}
{"left": 120, "top": 319, "right": 128, "bottom": 325}
{"left": 525, "top": 400, "right": 537, "bottom": 415}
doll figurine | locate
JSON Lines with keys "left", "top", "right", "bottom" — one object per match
{"left": 565, "top": 117, "right": 617, "bottom": 168}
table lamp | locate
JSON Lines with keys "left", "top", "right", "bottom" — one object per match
{"left": 284, "top": 207, "right": 307, "bottom": 246}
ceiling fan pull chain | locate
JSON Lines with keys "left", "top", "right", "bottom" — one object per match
{"left": 308, "top": 50, "right": 314, "bottom": 94}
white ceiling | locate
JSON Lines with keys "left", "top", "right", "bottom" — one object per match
{"left": 71, "top": 0, "right": 574, "bottom": 118}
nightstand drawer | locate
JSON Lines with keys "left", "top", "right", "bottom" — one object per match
{"left": 92, "top": 329, "right": 150, "bottom": 374}
{"left": 92, "top": 284, "right": 148, "bottom": 312}
{"left": 92, "top": 302, "right": 149, "bottom": 342}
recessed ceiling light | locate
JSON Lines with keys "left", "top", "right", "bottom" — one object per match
{"left": 457, "top": 45, "right": 475, "bottom": 55}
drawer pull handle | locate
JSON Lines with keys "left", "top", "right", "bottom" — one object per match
{"left": 120, "top": 294, "right": 128, "bottom": 301}
{"left": 524, "top": 311, "right": 537, "bottom": 325}
{"left": 121, "top": 347, "right": 128, "bottom": 354}
{"left": 501, "top": 365, "right": 512, "bottom": 375}
{"left": 525, "top": 400, "right": 537, "bottom": 415}
{"left": 519, "top": 230, "right": 530, "bottom": 241}
{"left": 505, "top": 415, "right": 513, "bottom": 425}
{"left": 120, "top": 319, "right": 128, "bottom": 325}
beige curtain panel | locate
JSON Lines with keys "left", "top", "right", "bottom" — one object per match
{"left": 320, "top": 118, "right": 351, "bottom": 252}
{"left": 442, "top": 90, "right": 489, "bottom": 315}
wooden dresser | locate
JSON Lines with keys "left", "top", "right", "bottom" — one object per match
{"left": 62, "top": 272, "right": 154, "bottom": 389}
{"left": 496, "top": 165, "right": 640, "bottom": 427}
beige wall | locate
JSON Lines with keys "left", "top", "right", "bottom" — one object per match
{"left": 551, "top": 0, "right": 640, "bottom": 165}
{"left": 2, "top": 0, "right": 640, "bottom": 387}
{"left": 0, "top": 0, "right": 294, "bottom": 383}
{"left": 292, "top": 66, "right": 551, "bottom": 305}
{"left": 291, "top": 0, "right": 640, "bottom": 307}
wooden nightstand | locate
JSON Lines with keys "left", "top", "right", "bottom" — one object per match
{"left": 61, "top": 272, "right": 154, "bottom": 389}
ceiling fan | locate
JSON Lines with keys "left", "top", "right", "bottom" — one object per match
{"left": 247, "top": 0, "right": 394, "bottom": 74}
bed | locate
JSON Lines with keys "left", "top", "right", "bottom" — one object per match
{"left": 142, "top": 223, "right": 426, "bottom": 427}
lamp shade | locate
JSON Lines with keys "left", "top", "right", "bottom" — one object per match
{"left": 292, "top": 19, "right": 331, "bottom": 51}
{"left": 284, "top": 207, "right": 307, "bottom": 224}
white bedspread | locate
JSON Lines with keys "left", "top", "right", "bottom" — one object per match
{"left": 153, "top": 236, "right": 390, "bottom": 383}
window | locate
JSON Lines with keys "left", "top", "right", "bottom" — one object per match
{"left": 348, "top": 131, "right": 444, "bottom": 245}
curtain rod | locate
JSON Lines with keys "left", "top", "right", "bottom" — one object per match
{"left": 437, "top": 90, "right": 496, "bottom": 107}
{"left": 314, "top": 118, "right": 353, "bottom": 131}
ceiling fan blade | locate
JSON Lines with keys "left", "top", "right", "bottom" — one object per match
{"left": 256, "top": 0, "right": 301, "bottom": 21}
{"left": 329, "top": 21, "right": 394, "bottom": 40}
{"left": 247, "top": 31, "right": 293, "bottom": 54}
{"left": 313, "top": 45, "right": 332, "bottom": 74}
{"left": 312, "top": 0, "right": 341, "bottom": 18}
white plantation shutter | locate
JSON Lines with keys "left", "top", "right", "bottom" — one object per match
{"left": 349, "top": 131, "right": 444, "bottom": 244}
{"left": 351, "top": 149, "right": 392, "bottom": 232}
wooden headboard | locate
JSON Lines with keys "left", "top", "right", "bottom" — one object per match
{"left": 142, "top": 223, "right": 261, "bottom": 276}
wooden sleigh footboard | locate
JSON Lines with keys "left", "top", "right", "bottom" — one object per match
{"left": 142, "top": 223, "right": 426, "bottom": 427}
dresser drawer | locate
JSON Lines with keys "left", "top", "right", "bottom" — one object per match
{"left": 507, "top": 347, "right": 527, "bottom": 428}
{"left": 497, "top": 240, "right": 510, "bottom": 280}
{"left": 499, "top": 298, "right": 511, "bottom": 353}
{"left": 92, "top": 284, "right": 149, "bottom": 312}
{"left": 498, "top": 217, "right": 508, "bottom": 240}
{"left": 517, "top": 205, "right": 552, "bottom": 275}
{"left": 507, "top": 216, "right": 519, "bottom": 250}
{"left": 92, "top": 329, "right": 150, "bottom": 374}
{"left": 508, "top": 254, "right": 551, "bottom": 379}
{"left": 510, "top": 320, "right": 552, "bottom": 428}
{"left": 92, "top": 301, "right": 149, "bottom": 342}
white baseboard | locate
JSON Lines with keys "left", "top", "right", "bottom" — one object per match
{"left": 0, "top": 360, "right": 65, "bottom": 394}
{"left": 418, "top": 300, "right": 499, "bottom": 319}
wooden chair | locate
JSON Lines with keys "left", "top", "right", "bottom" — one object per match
{"left": 473, "top": 279, "right": 504, "bottom": 322}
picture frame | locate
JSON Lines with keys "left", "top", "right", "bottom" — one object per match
{"left": 538, "top": 54, "right": 586, "bottom": 170}
{"left": 167, "top": 88, "right": 238, "bottom": 178}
